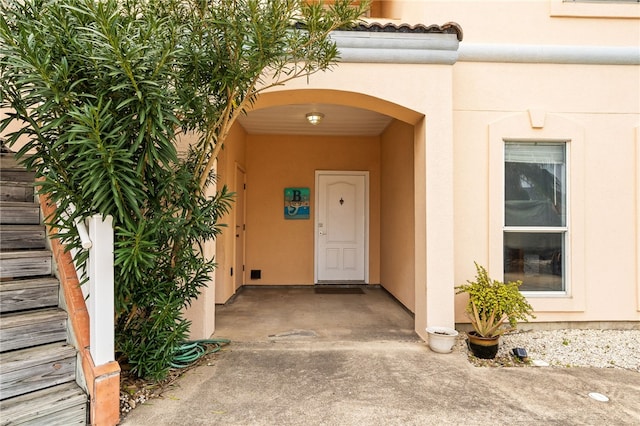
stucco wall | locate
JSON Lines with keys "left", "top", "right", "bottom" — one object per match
{"left": 257, "top": 63, "right": 458, "bottom": 333}
{"left": 175, "top": 132, "right": 216, "bottom": 338}
{"left": 3, "top": 0, "right": 637, "bottom": 344}
{"left": 215, "top": 123, "right": 247, "bottom": 303}
{"left": 380, "top": 119, "right": 415, "bottom": 311}
{"left": 215, "top": 117, "right": 418, "bottom": 315}
{"left": 386, "top": 0, "right": 639, "bottom": 45}
{"left": 452, "top": 61, "right": 640, "bottom": 324}
{"left": 244, "top": 134, "right": 382, "bottom": 286}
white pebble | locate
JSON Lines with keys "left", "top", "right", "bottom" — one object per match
{"left": 498, "top": 329, "right": 640, "bottom": 371}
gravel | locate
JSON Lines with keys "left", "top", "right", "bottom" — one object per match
{"left": 456, "top": 328, "right": 640, "bottom": 371}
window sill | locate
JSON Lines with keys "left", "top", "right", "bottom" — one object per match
{"left": 522, "top": 291, "right": 569, "bottom": 298}
{"left": 524, "top": 292, "right": 586, "bottom": 312}
{"left": 550, "top": 0, "right": 640, "bottom": 18}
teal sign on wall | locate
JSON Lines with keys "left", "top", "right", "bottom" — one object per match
{"left": 284, "top": 187, "right": 310, "bottom": 220}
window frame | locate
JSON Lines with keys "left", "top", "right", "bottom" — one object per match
{"left": 550, "top": 0, "right": 640, "bottom": 18}
{"left": 503, "top": 140, "right": 571, "bottom": 297}
{"left": 488, "top": 111, "right": 586, "bottom": 313}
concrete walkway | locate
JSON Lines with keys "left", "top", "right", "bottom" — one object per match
{"left": 121, "top": 287, "right": 640, "bottom": 425}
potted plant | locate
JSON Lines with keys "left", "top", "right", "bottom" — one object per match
{"left": 455, "top": 262, "right": 535, "bottom": 359}
{"left": 426, "top": 326, "right": 459, "bottom": 354}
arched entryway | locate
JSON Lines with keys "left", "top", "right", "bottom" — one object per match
{"left": 187, "top": 62, "right": 458, "bottom": 342}
{"left": 199, "top": 86, "right": 451, "bottom": 341}
{"left": 232, "top": 90, "right": 420, "bottom": 310}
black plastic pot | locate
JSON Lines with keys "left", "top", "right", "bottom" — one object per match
{"left": 467, "top": 331, "right": 500, "bottom": 359}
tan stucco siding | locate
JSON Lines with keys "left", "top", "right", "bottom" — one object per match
{"left": 380, "top": 119, "right": 415, "bottom": 311}
{"left": 243, "top": 134, "right": 381, "bottom": 286}
{"left": 453, "top": 63, "right": 639, "bottom": 114}
{"left": 391, "top": 0, "right": 639, "bottom": 45}
{"left": 214, "top": 123, "right": 248, "bottom": 303}
{"left": 452, "top": 60, "right": 640, "bottom": 324}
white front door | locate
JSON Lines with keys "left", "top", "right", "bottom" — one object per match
{"left": 315, "top": 171, "right": 368, "bottom": 282}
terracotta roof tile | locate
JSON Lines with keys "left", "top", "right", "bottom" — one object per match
{"left": 351, "top": 22, "right": 463, "bottom": 41}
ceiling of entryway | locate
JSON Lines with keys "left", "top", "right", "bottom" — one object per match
{"left": 236, "top": 103, "right": 393, "bottom": 136}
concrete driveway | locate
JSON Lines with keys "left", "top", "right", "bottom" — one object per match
{"left": 120, "top": 287, "right": 640, "bottom": 425}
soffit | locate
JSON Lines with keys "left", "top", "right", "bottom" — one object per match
{"left": 237, "top": 104, "right": 393, "bottom": 136}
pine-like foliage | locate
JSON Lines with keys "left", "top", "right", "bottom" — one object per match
{"left": 0, "top": 0, "right": 232, "bottom": 380}
{"left": 1, "top": 0, "right": 367, "bottom": 380}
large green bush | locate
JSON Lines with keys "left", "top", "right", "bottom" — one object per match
{"left": 0, "top": 0, "right": 232, "bottom": 380}
{"left": 1, "top": 0, "right": 366, "bottom": 380}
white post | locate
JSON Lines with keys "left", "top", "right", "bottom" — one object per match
{"left": 88, "top": 214, "right": 115, "bottom": 366}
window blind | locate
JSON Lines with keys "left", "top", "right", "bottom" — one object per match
{"left": 505, "top": 143, "right": 565, "bottom": 164}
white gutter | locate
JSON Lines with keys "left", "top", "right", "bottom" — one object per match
{"left": 458, "top": 43, "right": 640, "bottom": 65}
{"left": 332, "top": 30, "right": 640, "bottom": 66}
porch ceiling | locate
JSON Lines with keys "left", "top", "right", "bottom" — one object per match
{"left": 237, "top": 103, "right": 393, "bottom": 136}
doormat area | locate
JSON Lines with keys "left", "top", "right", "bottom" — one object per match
{"left": 314, "top": 287, "right": 365, "bottom": 294}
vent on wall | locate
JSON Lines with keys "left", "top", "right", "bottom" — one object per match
{"left": 250, "top": 270, "right": 261, "bottom": 280}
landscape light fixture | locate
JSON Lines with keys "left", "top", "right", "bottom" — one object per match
{"left": 306, "top": 112, "right": 324, "bottom": 125}
{"left": 512, "top": 347, "right": 528, "bottom": 360}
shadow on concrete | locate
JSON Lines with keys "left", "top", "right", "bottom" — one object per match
{"left": 122, "top": 286, "right": 640, "bottom": 425}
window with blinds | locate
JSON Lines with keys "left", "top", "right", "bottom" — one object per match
{"left": 504, "top": 142, "right": 568, "bottom": 292}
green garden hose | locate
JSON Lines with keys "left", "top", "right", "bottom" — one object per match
{"left": 171, "top": 338, "right": 231, "bottom": 369}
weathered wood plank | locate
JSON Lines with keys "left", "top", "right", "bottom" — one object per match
{"left": 0, "top": 342, "right": 75, "bottom": 370}
{"left": 0, "top": 250, "right": 51, "bottom": 279}
{"left": 0, "top": 278, "right": 59, "bottom": 313}
{"left": 0, "top": 182, "right": 34, "bottom": 203}
{"left": 0, "top": 202, "right": 40, "bottom": 225}
{"left": 0, "top": 170, "right": 36, "bottom": 183}
{"left": 0, "top": 381, "right": 86, "bottom": 426}
{"left": 0, "top": 309, "right": 67, "bottom": 353}
{"left": 0, "top": 154, "right": 21, "bottom": 170}
{"left": 0, "top": 342, "right": 76, "bottom": 400}
{"left": 0, "top": 225, "right": 46, "bottom": 250}
{"left": 0, "top": 154, "right": 33, "bottom": 176}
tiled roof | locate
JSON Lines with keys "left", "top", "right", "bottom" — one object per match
{"left": 351, "top": 22, "right": 463, "bottom": 42}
